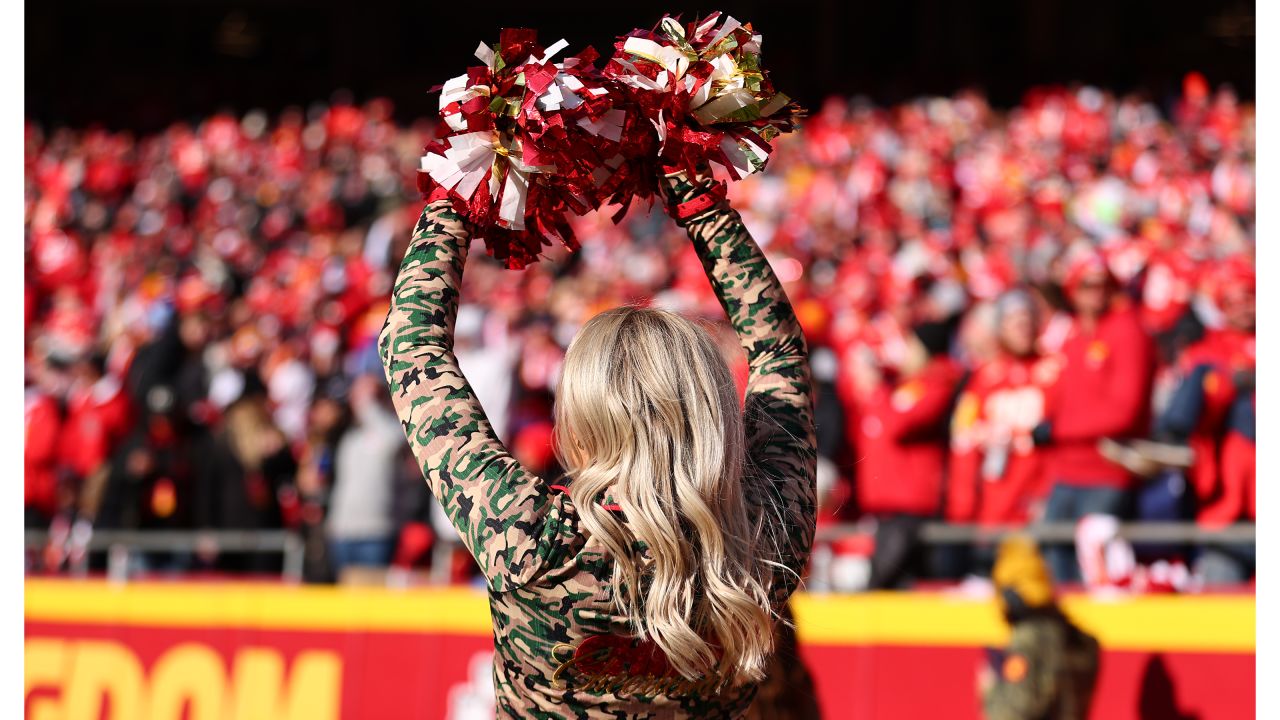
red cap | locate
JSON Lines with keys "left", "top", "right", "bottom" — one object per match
{"left": 1063, "top": 248, "right": 1113, "bottom": 295}
{"left": 1213, "top": 255, "right": 1256, "bottom": 306}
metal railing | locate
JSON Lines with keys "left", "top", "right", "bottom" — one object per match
{"left": 25, "top": 521, "right": 1254, "bottom": 584}
{"left": 815, "top": 521, "right": 1257, "bottom": 544}
{"left": 24, "top": 529, "right": 306, "bottom": 583}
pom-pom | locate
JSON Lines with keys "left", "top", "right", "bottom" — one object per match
{"left": 418, "top": 16, "right": 805, "bottom": 263}
{"left": 418, "top": 30, "right": 630, "bottom": 268}
{"left": 605, "top": 12, "right": 803, "bottom": 186}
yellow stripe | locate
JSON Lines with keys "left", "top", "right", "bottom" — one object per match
{"left": 24, "top": 580, "right": 493, "bottom": 634}
{"left": 25, "top": 580, "right": 1253, "bottom": 653}
{"left": 1059, "top": 594, "right": 1255, "bottom": 653}
{"left": 791, "top": 592, "right": 1010, "bottom": 647}
{"left": 791, "top": 592, "right": 1255, "bottom": 653}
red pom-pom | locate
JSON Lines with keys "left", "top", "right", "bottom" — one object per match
{"left": 418, "top": 16, "right": 805, "bottom": 263}
{"left": 418, "top": 32, "right": 637, "bottom": 268}
{"left": 605, "top": 12, "right": 803, "bottom": 191}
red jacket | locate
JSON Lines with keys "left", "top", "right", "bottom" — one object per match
{"left": 1179, "top": 328, "right": 1254, "bottom": 403}
{"left": 1199, "top": 427, "right": 1255, "bottom": 526}
{"left": 63, "top": 377, "right": 134, "bottom": 479}
{"left": 25, "top": 390, "right": 61, "bottom": 517}
{"left": 854, "top": 357, "right": 963, "bottom": 516}
{"left": 1177, "top": 328, "right": 1255, "bottom": 510}
{"left": 948, "top": 354, "right": 1059, "bottom": 525}
{"left": 1139, "top": 248, "right": 1199, "bottom": 334}
{"left": 1043, "top": 305, "right": 1155, "bottom": 488}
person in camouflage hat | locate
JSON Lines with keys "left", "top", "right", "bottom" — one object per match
{"left": 981, "top": 536, "right": 1100, "bottom": 720}
{"left": 379, "top": 167, "right": 817, "bottom": 718}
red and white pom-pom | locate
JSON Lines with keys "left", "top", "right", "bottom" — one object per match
{"left": 605, "top": 12, "right": 803, "bottom": 188}
{"left": 418, "top": 29, "right": 633, "bottom": 268}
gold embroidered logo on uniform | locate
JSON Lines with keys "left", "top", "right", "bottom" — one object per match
{"left": 1086, "top": 340, "right": 1109, "bottom": 365}
{"left": 1203, "top": 370, "right": 1221, "bottom": 396}
{"left": 551, "top": 636, "right": 726, "bottom": 698}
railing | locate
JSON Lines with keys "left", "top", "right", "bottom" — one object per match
{"left": 24, "top": 522, "right": 1254, "bottom": 584}
{"left": 815, "top": 521, "right": 1257, "bottom": 544}
{"left": 24, "top": 529, "right": 307, "bottom": 583}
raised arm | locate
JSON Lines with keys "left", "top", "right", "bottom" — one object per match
{"left": 661, "top": 171, "right": 818, "bottom": 592}
{"left": 378, "top": 200, "right": 570, "bottom": 591}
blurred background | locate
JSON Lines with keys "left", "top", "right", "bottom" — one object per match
{"left": 24, "top": 2, "right": 1255, "bottom": 719}
{"left": 28, "top": 0, "right": 1254, "bottom": 129}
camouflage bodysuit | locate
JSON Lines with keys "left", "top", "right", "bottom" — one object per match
{"left": 379, "top": 175, "right": 817, "bottom": 719}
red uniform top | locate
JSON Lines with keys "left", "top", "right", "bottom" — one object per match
{"left": 1177, "top": 328, "right": 1255, "bottom": 517}
{"left": 1181, "top": 328, "right": 1254, "bottom": 412}
{"left": 25, "top": 390, "right": 61, "bottom": 517}
{"left": 1199, "top": 421, "right": 1255, "bottom": 526}
{"left": 31, "top": 228, "right": 88, "bottom": 295}
{"left": 948, "top": 354, "right": 1060, "bottom": 525}
{"left": 62, "top": 377, "right": 134, "bottom": 480}
{"left": 853, "top": 356, "right": 963, "bottom": 516}
{"left": 1140, "top": 248, "right": 1199, "bottom": 335}
{"left": 1043, "top": 305, "right": 1156, "bottom": 488}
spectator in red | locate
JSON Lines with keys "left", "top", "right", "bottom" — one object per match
{"left": 25, "top": 360, "right": 65, "bottom": 528}
{"left": 62, "top": 355, "right": 134, "bottom": 486}
{"left": 948, "top": 290, "right": 1060, "bottom": 572}
{"left": 1191, "top": 390, "right": 1255, "bottom": 585}
{"left": 1149, "top": 257, "right": 1255, "bottom": 514}
{"left": 1135, "top": 222, "right": 1204, "bottom": 362}
{"left": 1200, "top": 392, "right": 1255, "bottom": 529}
{"left": 1032, "top": 250, "right": 1156, "bottom": 581}
{"left": 851, "top": 321, "right": 963, "bottom": 588}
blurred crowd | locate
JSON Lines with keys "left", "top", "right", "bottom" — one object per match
{"left": 25, "top": 73, "right": 1254, "bottom": 589}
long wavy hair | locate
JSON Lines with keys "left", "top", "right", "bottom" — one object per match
{"left": 553, "top": 306, "right": 778, "bottom": 686}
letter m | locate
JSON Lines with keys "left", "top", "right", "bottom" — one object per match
{"left": 231, "top": 648, "right": 341, "bottom": 720}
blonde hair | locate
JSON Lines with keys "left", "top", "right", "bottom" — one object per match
{"left": 553, "top": 306, "right": 777, "bottom": 686}
{"left": 224, "top": 397, "right": 276, "bottom": 471}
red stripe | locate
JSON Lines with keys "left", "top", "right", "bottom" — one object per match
{"left": 673, "top": 183, "right": 727, "bottom": 220}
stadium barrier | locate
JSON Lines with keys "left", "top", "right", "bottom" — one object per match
{"left": 24, "top": 529, "right": 308, "bottom": 582}
{"left": 26, "top": 522, "right": 1255, "bottom": 582}
{"left": 24, "top": 578, "right": 1254, "bottom": 720}
{"left": 817, "top": 521, "right": 1258, "bottom": 543}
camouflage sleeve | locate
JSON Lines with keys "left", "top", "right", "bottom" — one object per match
{"left": 662, "top": 172, "right": 818, "bottom": 596}
{"left": 982, "top": 621, "right": 1063, "bottom": 720}
{"left": 379, "top": 200, "right": 571, "bottom": 592}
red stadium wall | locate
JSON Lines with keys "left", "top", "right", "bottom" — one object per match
{"left": 24, "top": 580, "right": 1254, "bottom": 719}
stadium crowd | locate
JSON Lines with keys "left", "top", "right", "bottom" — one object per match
{"left": 24, "top": 74, "right": 1255, "bottom": 589}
